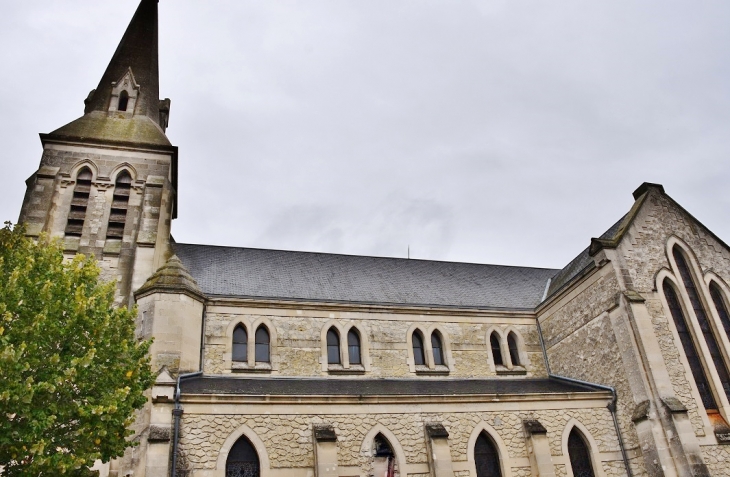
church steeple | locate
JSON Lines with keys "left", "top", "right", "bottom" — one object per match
{"left": 84, "top": 0, "right": 162, "bottom": 125}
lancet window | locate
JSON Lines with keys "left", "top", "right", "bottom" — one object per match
{"left": 673, "top": 247, "right": 730, "bottom": 401}
{"left": 507, "top": 332, "right": 520, "bottom": 366}
{"left": 663, "top": 279, "right": 718, "bottom": 410}
{"left": 232, "top": 325, "right": 248, "bottom": 362}
{"left": 226, "top": 435, "right": 260, "bottom": 477}
{"left": 255, "top": 326, "right": 270, "bottom": 363}
{"left": 431, "top": 331, "right": 444, "bottom": 366}
{"left": 327, "top": 328, "right": 341, "bottom": 364}
{"left": 348, "top": 329, "right": 361, "bottom": 365}
{"left": 412, "top": 331, "right": 426, "bottom": 366}
{"left": 567, "top": 429, "right": 595, "bottom": 477}
{"left": 710, "top": 282, "right": 730, "bottom": 344}
{"left": 474, "top": 432, "right": 502, "bottom": 477}
{"left": 490, "top": 333, "right": 503, "bottom": 366}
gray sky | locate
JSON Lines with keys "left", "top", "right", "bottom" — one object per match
{"left": 1, "top": 1, "right": 728, "bottom": 270}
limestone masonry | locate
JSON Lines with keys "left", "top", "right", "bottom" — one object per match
{"left": 15, "top": 1, "right": 730, "bottom": 476}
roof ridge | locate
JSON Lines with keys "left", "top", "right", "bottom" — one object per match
{"left": 173, "top": 242, "right": 559, "bottom": 272}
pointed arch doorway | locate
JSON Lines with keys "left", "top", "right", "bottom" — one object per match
{"left": 226, "top": 435, "right": 260, "bottom": 477}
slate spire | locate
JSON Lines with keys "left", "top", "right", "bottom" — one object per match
{"left": 84, "top": 0, "right": 161, "bottom": 124}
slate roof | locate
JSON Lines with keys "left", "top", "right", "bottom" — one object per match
{"left": 545, "top": 215, "right": 626, "bottom": 298}
{"left": 47, "top": 112, "right": 171, "bottom": 148}
{"left": 180, "top": 376, "right": 600, "bottom": 396}
{"left": 173, "top": 244, "right": 558, "bottom": 310}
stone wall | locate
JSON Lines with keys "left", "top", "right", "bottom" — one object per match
{"left": 203, "top": 307, "right": 546, "bottom": 379}
{"left": 178, "top": 406, "right": 622, "bottom": 474}
{"left": 617, "top": 192, "right": 730, "bottom": 440}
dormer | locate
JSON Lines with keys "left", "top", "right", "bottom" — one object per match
{"left": 109, "top": 68, "right": 141, "bottom": 115}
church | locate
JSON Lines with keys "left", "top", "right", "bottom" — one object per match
{"left": 16, "top": 1, "right": 730, "bottom": 476}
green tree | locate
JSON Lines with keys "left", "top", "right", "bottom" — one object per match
{"left": 0, "top": 223, "right": 154, "bottom": 475}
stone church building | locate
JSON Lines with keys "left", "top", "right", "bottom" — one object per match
{"left": 15, "top": 1, "right": 730, "bottom": 476}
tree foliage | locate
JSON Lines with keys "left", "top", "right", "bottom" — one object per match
{"left": 0, "top": 224, "right": 154, "bottom": 475}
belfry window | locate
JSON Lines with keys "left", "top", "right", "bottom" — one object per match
{"left": 226, "top": 435, "right": 259, "bottom": 477}
{"left": 255, "top": 326, "right": 270, "bottom": 363}
{"left": 232, "top": 325, "right": 247, "bottom": 362}
{"left": 490, "top": 333, "right": 503, "bottom": 366}
{"left": 327, "top": 328, "right": 341, "bottom": 364}
{"left": 348, "top": 328, "right": 361, "bottom": 365}
{"left": 474, "top": 432, "right": 502, "bottom": 477}
{"left": 673, "top": 247, "right": 730, "bottom": 401}
{"left": 507, "top": 333, "right": 520, "bottom": 366}
{"left": 663, "top": 279, "right": 717, "bottom": 410}
{"left": 118, "top": 90, "right": 129, "bottom": 111}
{"left": 431, "top": 331, "right": 444, "bottom": 366}
{"left": 107, "top": 171, "right": 131, "bottom": 239}
{"left": 65, "top": 168, "right": 92, "bottom": 236}
{"left": 567, "top": 429, "right": 595, "bottom": 477}
{"left": 412, "top": 331, "right": 426, "bottom": 366}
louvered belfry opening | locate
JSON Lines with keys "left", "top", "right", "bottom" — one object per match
{"left": 107, "top": 171, "right": 132, "bottom": 239}
{"left": 65, "top": 168, "right": 93, "bottom": 236}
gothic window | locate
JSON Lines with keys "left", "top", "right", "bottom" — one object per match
{"left": 348, "top": 328, "right": 361, "bottom": 365}
{"left": 663, "top": 279, "right": 717, "bottom": 410}
{"left": 474, "top": 432, "right": 502, "bottom": 477}
{"left": 507, "top": 333, "right": 520, "bottom": 367}
{"left": 65, "top": 168, "right": 92, "bottom": 236}
{"left": 710, "top": 282, "right": 730, "bottom": 344}
{"left": 107, "top": 171, "right": 132, "bottom": 239}
{"left": 673, "top": 247, "right": 730, "bottom": 400}
{"left": 118, "top": 90, "right": 129, "bottom": 111}
{"left": 327, "top": 328, "right": 341, "bottom": 364}
{"left": 226, "top": 435, "right": 259, "bottom": 477}
{"left": 431, "top": 331, "right": 445, "bottom": 366}
{"left": 412, "top": 331, "right": 426, "bottom": 366}
{"left": 372, "top": 434, "right": 396, "bottom": 477}
{"left": 255, "top": 326, "right": 270, "bottom": 363}
{"left": 232, "top": 325, "right": 247, "bottom": 362}
{"left": 490, "top": 333, "right": 503, "bottom": 366}
{"left": 567, "top": 429, "right": 595, "bottom": 477}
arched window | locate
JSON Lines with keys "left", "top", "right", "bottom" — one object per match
{"left": 710, "top": 282, "right": 730, "bottom": 343}
{"left": 348, "top": 328, "right": 361, "bottom": 365}
{"left": 118, "top": 90, "right": 129, "bottom": 112}
{"left": 663, "top": 279, "right": 717, "bottom": 410}
{"left": 412, "top": 331, "right": 425, "bottom": 366}
{"left": 232, "top": 325, "right": 247, "bottom": 362}
{"left": 474, "top": 432, "right": 502, "bottom": 477}
{"left": 107, "top": 171, "right": 132, "bottom": 239}
{"left": 567, "top": 429, "right": 595, "bottom": 477}
{"left": 327, "top": 328, "right": 341, "bottom": 364}
{"left": 226, "top": 435, "right": 260, "bottom": 477}
{"left": 65, "top": 168, "right": 92, "bottom": 236}
{"left": 372, "top": 434, "right": 396, "bottom": 477}
{"left": 431, "top": 331, "right": 444, "bottom": 366}
{"left": 507, "top": 333, "right": 520, "bottom": 366}
{"left": 673, "top": 247, "right": 730, "bottom": 401}
{"left": 490, "top": 333, "right": 503, "bottom": 366}
{"left": 255, "top": 326, "right": 270, "bottom": 363}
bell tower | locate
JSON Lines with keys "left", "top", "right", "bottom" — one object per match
{"left": 18, "top": 0, "right": 177, "bottom": 306}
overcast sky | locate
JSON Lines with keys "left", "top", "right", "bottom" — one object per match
{"left": 1, "top": 1, "right": 728, "bottom": 269}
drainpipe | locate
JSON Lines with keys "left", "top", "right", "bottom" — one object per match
{"left": 171, "top": 302, "right": 207, "bottom": 477}
{"left": 536, "top": 318, "right": 633, "bottom": 477}
{"left": 170, "top": 371, "right": 202, "bottom": 477}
